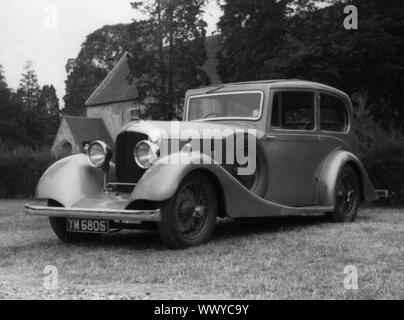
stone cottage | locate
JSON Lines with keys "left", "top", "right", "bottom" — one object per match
{"left": 85, "top": 52, "right": 143, "bottom": 140}
{"left": 51, "top": 36, "right": 220, "bottom": 157}
{"left": 51, "top": 52, "right": 140, "bottom": 156}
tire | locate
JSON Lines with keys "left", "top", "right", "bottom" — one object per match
{"left": 158, "top": 172, "right": 217, "bottom": 249}
{"left": 48, "top": 200, "right": 102, "bottom": 243}
{"left": 327, "top": 166, "right": 361, "bottom": 222}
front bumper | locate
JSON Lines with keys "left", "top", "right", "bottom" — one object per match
{"left": 25, "top": 204, "right": 161, "bottom": 222}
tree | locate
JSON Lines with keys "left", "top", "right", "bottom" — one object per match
{"left": 17, "top": 61, "right": 41, "bottom": 109}
{"left": 0, "top": 64, "right": 59, "bottom": 149}
{"left": 0, "top": 64, "right": 7, "bottom": 89}
{"left": 0, "top": 64, "right": 11, "bottom": 106}
{"left": 63, "top": 24, "right": 131, "bottom": 116}
{"left": 0, "top": 65, "right": 16, "bottom": 147}
{"left": 218, "top": 0, "right": 404, "bottom": 131}
{"left": 127, "top": 0, "right": 210, "bottom": 120}
{"left": 268, "top": 0, "right": 404, "bottom": 131}
{"left": 0, "top": 95, "right": 29, "bottom": 148}
{"left": 36, "top": 84, "right": 61, "bottom": 147}
{"left": 38, "top": 85, "right": 60, "bottom": 115}
{"left": 216, "top": 0, "right": 290, "bottom": 83}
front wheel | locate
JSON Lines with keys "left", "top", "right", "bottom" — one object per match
{"left": 48, "top": 200, "right": 102, "bottom": 243}
{"left": 327, "top": 166, "right": 361, "bottom": 222}
{"left": 158, "top": 172, "right": 217, "bottom": 249}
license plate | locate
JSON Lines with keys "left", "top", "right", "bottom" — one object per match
{"left": 66, "top": 218, "right": 109, "bottom": 234}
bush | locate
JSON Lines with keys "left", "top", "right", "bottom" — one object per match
{"left": 0, "top": 147, "right": 56, "bottom": 199}
{"left": 353, "top": 98, "right": 387, "bottom": 157}
{"left": 362, "top": 138, "right": 404, "bottom": 192}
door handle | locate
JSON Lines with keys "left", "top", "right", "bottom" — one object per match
{"left": 263, "top": 134, "right": 277, "bottom": 141}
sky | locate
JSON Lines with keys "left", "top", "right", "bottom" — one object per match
{"left": 0, "top": 0, "right": 221, "bottom": 106}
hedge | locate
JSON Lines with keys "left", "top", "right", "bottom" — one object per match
{"left": 1, "top": 139, "right": 404, "bottom": 201}
{"left": 0, "top": 148, "right": 56, "bottom": 199}
{"left": 362, "top": 138, "right": 404, "bottom": 192}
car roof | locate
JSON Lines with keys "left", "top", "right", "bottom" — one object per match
{"left": 187, "top": 79, "right": 350, "bottom": 101}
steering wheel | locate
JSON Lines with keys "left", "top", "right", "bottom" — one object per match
{"left": 204, "top": 112, "right": 222, "bottom": 119}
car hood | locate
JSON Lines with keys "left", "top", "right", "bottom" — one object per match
{"left": 119, "top": 120, "right": 264, "bottom": 141}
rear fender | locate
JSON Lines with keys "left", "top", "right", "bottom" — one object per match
{"left": 317, "top": 150, "right": 378, "bottom": 207}
{"left": 35, "top": 154, "right": 116, "bottom": 207}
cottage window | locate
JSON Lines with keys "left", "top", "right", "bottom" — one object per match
{"left": 130, "top": 108, "right": 141, "bottom": 120}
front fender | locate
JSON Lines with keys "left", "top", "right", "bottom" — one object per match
{"left": 129, "top": 152, "right": 310, "bottom": 218}
{"left": 130, "top": 152, "right": 215, "bottom": 202}
{"left": 36, "top": 154, "right": 116, "bottom": 207}
{"left": 317, "top": 150, "right": 378, "bottom": 207}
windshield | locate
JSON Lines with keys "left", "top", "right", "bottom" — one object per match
{"left": 187, "top": 91, "right": 263, "bottom": 121}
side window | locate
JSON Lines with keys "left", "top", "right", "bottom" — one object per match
{"left": 271, "top": 91, "right": 315, "bottom": 131}
{"left": 320, "top": 94, "right": 348, "bottom": 132}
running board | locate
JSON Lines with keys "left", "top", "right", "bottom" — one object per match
{"left": 280, "top": 206, "right": 334, "bottom": 216}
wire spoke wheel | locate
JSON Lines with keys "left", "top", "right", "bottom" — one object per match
{"left": 158, "top": 172, "right": 217, "bottom": 249}
{"left": 175, "top": 183, "right": 209, "bottom": 240}
{"left": 327, "top": 166, "right": 360, "bottom": 223}
{"left": 336, "top": 176, "right": 356, "bottom": 217}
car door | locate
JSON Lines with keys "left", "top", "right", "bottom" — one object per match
{"left": 262, "top": 89, "right": 321, "bottom": 207}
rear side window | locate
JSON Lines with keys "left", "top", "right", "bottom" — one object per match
{"left": 320, "top": 94, "right": 348, "bottom": 132}
{"left": 271, "top": 91, "right": 315, "bottom": 131}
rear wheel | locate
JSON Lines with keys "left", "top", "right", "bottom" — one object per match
{"left": 158, "top": 172, "right": 217, "bottom": 249}
{"left": 327, "top": 167, "right": 361, "bottom": 222}
{"left": 48, "top": 200, "right": 102, "bottom": 243}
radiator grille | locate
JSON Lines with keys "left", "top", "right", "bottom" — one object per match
{"left": 115, "top": 132, "right": 148, "bottom": 191}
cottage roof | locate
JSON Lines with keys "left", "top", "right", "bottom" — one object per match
{"left": 85, "top": 52, "right": 139, "bottom": 107}
{"left": 64, "top": 116, "right": 114, "bottom": 147}
{"left": 85, "top": 36, "right": 221, "bottom": 107}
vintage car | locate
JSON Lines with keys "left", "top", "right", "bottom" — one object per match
{"left": 26, "top": 80, "right": 378, "bottom": 249}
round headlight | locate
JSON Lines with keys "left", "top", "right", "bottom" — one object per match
{"left": 87, "top": 141, "right": 112, "bottom": 168}
{"left": 134, "top": 140, "right": 160, "bottom": 169}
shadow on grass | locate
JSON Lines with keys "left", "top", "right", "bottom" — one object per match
{"left": 7, "top": 214, "right": 361, "bottom": 253}
{"left": 74, "top": 215, "right": 332, "bottom": 250}
{"left": 96, "top": 231, "right": 165, "bottom": 250}
{"left": 2, "top": 231, "right": 165, "bottom": 254}
{"left": 212, "top": 215, "right": 329, "bottom": 242}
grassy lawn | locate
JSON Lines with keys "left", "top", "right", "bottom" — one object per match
{"left": 0, "top": 199, "right": 403, "bottom": 300}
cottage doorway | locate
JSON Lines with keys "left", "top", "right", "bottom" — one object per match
{"left": 60, "top": 141, "right": 72, "bottom": 157}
